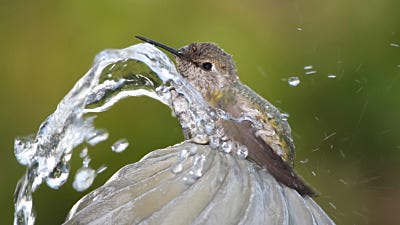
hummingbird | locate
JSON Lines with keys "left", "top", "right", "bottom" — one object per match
{"left": 136, "top": 36, "right": 316, "bottom": 196}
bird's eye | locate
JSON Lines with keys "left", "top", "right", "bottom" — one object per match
{"left": 202, "top": 62, "right": 212, "bottom": 71}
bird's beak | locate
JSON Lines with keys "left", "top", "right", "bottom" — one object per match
{"left": 135, "top": 36, "right": 182, "bottom": 58}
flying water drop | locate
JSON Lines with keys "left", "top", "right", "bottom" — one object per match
{"left": 304, "top": 65, "right": 317, "bottom": 75}
{"left": 73, "top": 167, "right": 97, "bottom": 192}
{"left": 82, "top": 155, "right": 91, "bottom": 168}
{"left": 304, "top": 65, "right": 313, "bottom": 70}
{"left": 389, "top": 43, "right": 399, "bottom": 47}
{"left": 300, "top": 158, "right": 309, "bottom": 164}
{"left": 96, "top": 165, "right": 107, "bottom": 174}
{"left": 79, "top": 147, "right": 88, "bottom": 158}
{"left": 305, "top": 70, "right": 317, "bottom": 75}
{"left": 311, "top": 171, "right": 317, "bottom": 176}
{"left": 328, "top": 202, "right": 337, "bottom": 210}
{"left": 288, "top": 77, "right": 300, "bottom": 87}
{"left": 111, "top": 138, "right": 129, "bottom": 153}
{"left": 86, "top": 129, "right": 109, "bottom": 146}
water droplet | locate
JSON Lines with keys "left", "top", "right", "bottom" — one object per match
{"left": 79, "top": 147, "right": 88, "bottom": 158}
{"left": 281, "top": 113, "right": 290, "bottom": 121}
{"left": 209, "top": 136, "right": 220, "bottom": 149}
{"left": 73, "top": 167, "right": 97, "bottom": 192}
{"left": 14, "top": 135, "right": 35, "bottom": 165}
{"left": 204, "top": 122, "right": 215, "bottom": 134}
{"left": 221, "top": 140, "right": 234, "bottom": 153}
{"left": 340, "top": 150, "right": 346, "bottom": 158}
{"left": 189, "top": 145, "right": 198, "bottom": 154}
{"left": 86, "top": 129, "right": 109, "bottom": 146}
{"left": 178, "top": 149, "right": 189, "bottom": 161}
{"left": 96, "top": 165, "right": 107, "bottom": 174}
{"left": 191, "top": 154, "right": 206, "bottom": 178}
{"left": 111, "top": 138, "right": 129, "bottom": 153}
{"left": 323, "top": 132, "right": 336, "bottom": 140}
{"left": 311, "top": 171, "right": 317, "bottom": 176}
{"left": 339, "top": 179, "right": 348, "bottom": 185}
{"left": 296, "top": 27, "right": 303, "bottom": 31}
{"left": 300, "top": 158, "right": 309, "bottom": 164}
{"left": 171, "top": 162, "right": 183, "bottom": 174}
{"left": 305, "top": 70, "right": 317, "bottom": 75}
{"left": 288, "top": 77, "right": 300, "bottom": 87}
{"left": 46, "top": 153, "right": 71, "bottom": 189}
{"left": 328, "top": 202, "right": 337, "bottom": 210}
{"left": 236, "top": 145, "right": 248, "bottom": 159}
{"left": 215, "top": 126, "right": 225, "bottom": 137}
{"left": 304, "top": 65, "right": 313, "bottom": 70}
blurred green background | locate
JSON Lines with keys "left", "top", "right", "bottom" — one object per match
{"left": 1, "top": 0, "right": 399, "bottom": 224}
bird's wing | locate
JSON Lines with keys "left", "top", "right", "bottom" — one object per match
{"left": 220, "top": 118, "right": 316, "bottom": 196}
{"left": 230, "top": 83, "right": 296, "bottom": 166}
{"left": 216, "top": 84, "right": 316, "bottom": 196}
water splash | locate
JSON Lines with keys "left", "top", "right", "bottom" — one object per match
{"left": 111, "top": 138, "right": 129, "bottom": 153}
{"left": 13, "top": 42, "right": 265, "bottom": 225}
{"left": 13, "top": 43, "right": 189, "bottom": 225}
{"left": 288, "top": 76, "right": 300, "bottom": 86}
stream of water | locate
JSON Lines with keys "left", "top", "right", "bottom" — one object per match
{"left": 13, "top": 43, "right": 202, "bottom": 225}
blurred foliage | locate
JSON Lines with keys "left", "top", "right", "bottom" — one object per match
{"left": 1, "top": 0, "right": 399, "bottom": 224}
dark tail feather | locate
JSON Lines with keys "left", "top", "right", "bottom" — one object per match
{"left": 246, "top": 134, "right": 318, "bottom": 196}
{"left": 222, "top": 120, "right": 317, "bottom": 196}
